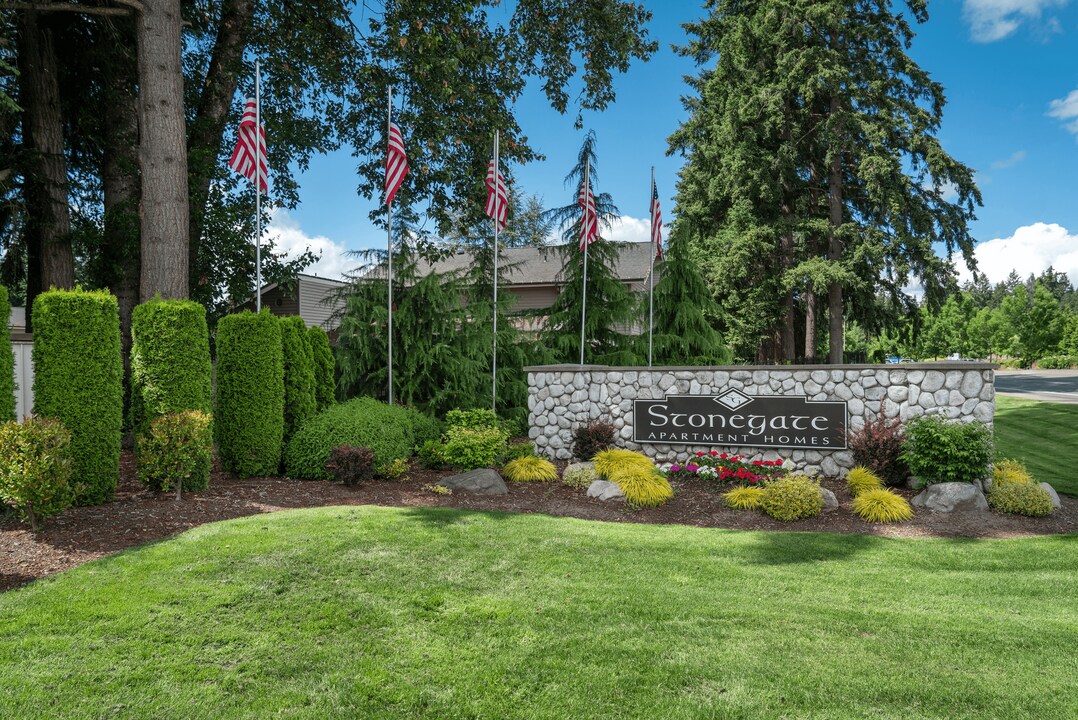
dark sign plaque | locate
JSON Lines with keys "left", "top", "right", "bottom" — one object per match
{"left": 633, "top": 388, "right": 848, "bottom": 450}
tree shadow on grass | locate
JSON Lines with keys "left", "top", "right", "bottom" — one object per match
{"left": 398, "top": 505, "right": 532, "bottom": 528}
{"left": 744, "top": 530, "right": 887, "bottom": 566}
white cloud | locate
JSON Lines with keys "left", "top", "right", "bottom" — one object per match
{"left": 1048, "top": 87, "right": 1078, "bottom": 136}
{"left": 959, "top": 222, "right": 1078, "bottom": 285}
{"left": 990, "top": 150, "right": 1027, "bottom": 169}
{"left": 265, "top": 209, "right": 355, "bottom": 280}
{"left": 603, "top": 215, "right": 669, "bottom": 245}
{"left": 962, "top": 0, "right": 1068, "bottom": 42}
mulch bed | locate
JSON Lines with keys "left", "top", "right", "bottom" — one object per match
{"left": 3, "top": 452, "right": 1076, "bottom": 593}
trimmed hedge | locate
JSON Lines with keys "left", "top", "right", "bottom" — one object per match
{"left": 0, "top": 284, "right": 14, "bottom": 422}
{"left": 129, "top": 298, "right": 212, "bottom": 433}
{"left": 32, "top": 288, "right": 123, "bottom": 505}
{"left": 281, "top": 316, "right": 317, "bottom": 442}
{"left": 308, "top": 325, "right": 335, "bottom": 411}
{"left": 284, "top": 397, "right": 428, "bottom": 480}
{"left": 215, "top": 311, "right": 285, "bottom": 477}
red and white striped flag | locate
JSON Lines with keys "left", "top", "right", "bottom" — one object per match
{"left": 485, "top": 160, "right": 509, "bottom": 230}
{"left": 385, "top": 121, "right": 409, "bottom": 205}
{"left": 228, "top": 97, "right": 268, "bottom": 193}
{"left": 578, "top": 177, "right": 598, "bottom": 250}
{"left": 651, "top": 177, "right": 663, "bottom": 259}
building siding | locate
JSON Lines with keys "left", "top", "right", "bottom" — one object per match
{"left": 298, "top": 277, "right": 345, "bottom": 329}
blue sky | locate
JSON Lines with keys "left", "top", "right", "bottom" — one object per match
{"left": 270, "top": 0, "right": 1078, "bottom": 286}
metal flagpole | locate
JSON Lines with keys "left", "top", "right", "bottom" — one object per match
{"left": 579, "top": 155, "right": 591, "bottom": 366}
{"left": 386, "top": 86, "right": 394, "bottom": 405}
{"left": 492, "top": 130, "right": 500, "bottom": 412}
{"left": 648, "top": 166, "right": 656, "bottom": 368}
{"left": 255, "top": 60, "right": 262, "bottom": 312}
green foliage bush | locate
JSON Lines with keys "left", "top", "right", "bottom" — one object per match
{"left": 901, "top": 415, "right": 993, "bottom": 487}
{"left": 441, "top": 426, "right": 507, "bottom": 471}
{"left": 418, "top": 439, "right": 447, "bottom": 469}
{"left": 760, "top": 476, "right": 823, "bottom": 521}
{"left": 851, "top": 488, "right": 913, "bottom": 523}
{"left": 32, "top": 288, "right": 122, "bottom": 504}
{"left": 446, "top": 408, "right": 499, "bottom": 431}
{"left": 284, "top": 397, "right": 417, "bottom": 480}
{"left": 1036, "top": 355, "right": 1074, "bottom": 370}
{"left": 280, "top": 316, "right": 317, "bottom": 443}
{"left": 326, "top": 444, "right": 375, "bottom": 486}
{"left": 503, "top": 456, "right": 558, "bottom": 483}
{"left": 215, "top": 311, "right": 285, "bottom": 477}
{"left": 987, "top": 482, "right": 1054, "bottom": 517}
{"left": 409, "top": 411, "right": 444, "bottom": 450}
{"left": 129, "top": 298, "right": 212, "bottom": 434}
{"left": 308, "top": 325, "right": 336, "bottom": 410}
{"left": 562, "top": 462, "right": 597, "bottom": 489}
{"left": 0, "top": 285, "right": 14, "bottom": 422}
{"left": 499, "top": 441, "right": 536, "bottom": 464}
{"left": 0, "top": 417, "right": 73, "bottom": 531}
{"left": 136, "top": 411, "right": 213, "bottom": 496}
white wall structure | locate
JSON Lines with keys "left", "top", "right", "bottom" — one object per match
{"left": 527, "top": 363, "right": 996, "bottom": 477}
{"left": 12, "top": 340, "right": 33, "bottom": 420}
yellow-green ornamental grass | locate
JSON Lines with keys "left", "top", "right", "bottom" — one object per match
{"left": 986, "top": 458, "right": 1055, "bottom": 516}
{"left": 723, "top": 486, "right": 766, "bottom": 511}
{"left": 846, "top": 465, "right": 884, "bottom": 497}
{"left": 992, "top": 458, "right": 1033, "bottom": 488}
{"left": 592, "top": 448, "right": 673, "bottom": 508}
{"left": 852, "top": 488, "right": 914, "bottom": 523}
{"left": 503, "top": 456, "right": 558, "bottom": 483}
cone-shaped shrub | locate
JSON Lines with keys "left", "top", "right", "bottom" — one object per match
{"left": 129, "top": 298, "right": 212, "bottom": 433}
{"left": 215, "top": 311, "right": 284, "bottom": 477}
{"left": 308, "top": 325, "right": 335, "bottom": 410}
{"left": 280, "top": 316, "right": 317, "bottom": 442}
{"left": 32, "top": 288, "right": 122, "bottom": 504}
{"left": 852, "top": 488, "right": 913, "bottom": 523}
{"left": 0, "top": 285, "right": 14, "bottom": 422}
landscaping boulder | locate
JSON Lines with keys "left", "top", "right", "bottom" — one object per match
{"left": 439, "top": 469, "right": 508, "bottom": 495}
{"left": 911, "top": 482, "right": 988, "bottom": 512}
{"left": 819, "top": 488, "right": 839, "bottom": 511}
{"left": 587, "top": 479, "right": 625, "bottom": 501}
{"left": 1040, "top": 482, "right": 1062, "bottom": 510}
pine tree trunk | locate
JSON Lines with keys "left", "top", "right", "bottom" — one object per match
{"left": 805, "top": 162, "right": 820, "bottom": 361}
{"left": 804, "top": 288, "right": 817, "bottom": 360}
{"left": 138, "top": 0, "right": 189, "bottom": 300}
{"left": 101, "top": 47, "right": 141, "bottom": 381}
{"left": 18, "top": 12, "right": 74, "bottom": 297}
{"left": 187, "top": 0, "right": 255, "bottom": 294}
{"left": 827, "top": 145, "right": 843, "bottom": 363}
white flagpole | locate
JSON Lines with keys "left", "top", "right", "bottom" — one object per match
{"left": 255, "top": 60, "right": 262, "bottom": 312}
{"left": 648, "top": 166, "right": 656, "bottom": 368}
{"left": 386, "top": 86, "right": 394, "bottom": 405}
{"left": 579, "top": 155, "right": 591, "bottom": 366}
{"left": 492, "top": 130, "right": 500, "bottom": 412}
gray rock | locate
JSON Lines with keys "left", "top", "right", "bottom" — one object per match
{"left": 960, "top": 372, "right": 983, "bottom": 398}
{"left": 440, "top": 469, "right": 509, "bottom": 495}
{"left": 820, "top": 487, "right": 839, "bottom": 511}
{"left": 587, "top": 479, "right": 626, "bottom": 501}
{"left": 921, "top": 371, "right": 946, "bottom": 393}
{"left": 1040, "top": 482, "right": 1062, "bottom": 509}
{"left": 944, "top": 371, "right": 963, "bottom": 390}
{"left": 887, "top": 385, "right": 909, "bottom": 403}
{"left": 910, "top": 482, "right": 988, "bottom": 512}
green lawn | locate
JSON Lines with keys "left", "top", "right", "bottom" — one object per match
{"left": 2, "top": 506, "right": 1076, "bottom": 719}
{"left": 995, "top": 395, "right": 1078, "bottom": 496}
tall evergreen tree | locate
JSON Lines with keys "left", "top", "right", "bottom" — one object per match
{"left": 541, "top": 132, "right": 638, "bottom": 365}
{"left": 647, "top": 224, "right": 731, "bottom": 365}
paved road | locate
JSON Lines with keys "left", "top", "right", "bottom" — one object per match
{"left": 995, "top": 370, "right": 1078, "bottom": 404}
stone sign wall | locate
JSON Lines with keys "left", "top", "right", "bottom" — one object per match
{"left": 526, "top": 363, "right": 996, "bottom": 477}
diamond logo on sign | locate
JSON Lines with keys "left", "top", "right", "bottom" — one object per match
{"left": 715, "top": 388, "right": 753, "bottom": 410}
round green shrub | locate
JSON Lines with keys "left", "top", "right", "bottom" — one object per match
{"left": 129, "top": 298, "right": 212, "bottom": 434}
{"left": 0, "top": 417, "right": 73, "bottom": 531}
{"left": 280, "top": 316, "right": 317, "bottom": 443}
{"left": 441, "top": 426, "right": 507, "bottom": 471}
{"left": 284, "top": 397, "right": 417, "bottom": 480}
{"left": 562, "top": 462, "right": 597, "bottom": 489}
{"left": 409, "top": 410, "right": 443, "bottom": 450}
{"left": 760, "top": 475, "right": 823, "bottom": 521}
{"left": 0, "top": 284, "right": 15, "bottom": 422}
{"left": 136, "top": 410, "right": 214, "bottom": 495}
{"left": 1036, "top": 355, "right": 1074, "bottom": 370}
{"left": 987, "top": 482, "right": 1054, "bottom": 517}
{"left": 215, "top": 310, "right": 285, "bottom": 477}
{"left": 32, "top": 288, "right": 122, "bottom": 505}
{"left": 901, "top": 415, "right": 993, "bottom": 487}
{"left": 308, "top": 325, "right": 336, "bottom": 411}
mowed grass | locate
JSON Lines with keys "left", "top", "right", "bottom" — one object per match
{"left": 995, "top": 395, "right": 1078, "bottom": 496}
{"left": 1, "top": 506, "right": 1076, "bottom": 719}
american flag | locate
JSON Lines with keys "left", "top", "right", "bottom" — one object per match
{"left": 385, "top": 121, "right": 409, "bottom": 205}
{"left": 228, "top": 97, "right": 268, "bottom": 193}
{"left": 485, "top": 159, "right": 508, "bottom": 230}
{"left": 651, "top": 177, "right": 663, "bottom": 259}
{"left": 578, "top": 177, "right": 598, "bottom": 250}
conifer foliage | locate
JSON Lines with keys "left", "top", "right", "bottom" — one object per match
{"left": 280, "top": 316, "right": 317, "bottom": 443}
{"left": 0, "top": 285, "right": 14, "bottom": 422}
